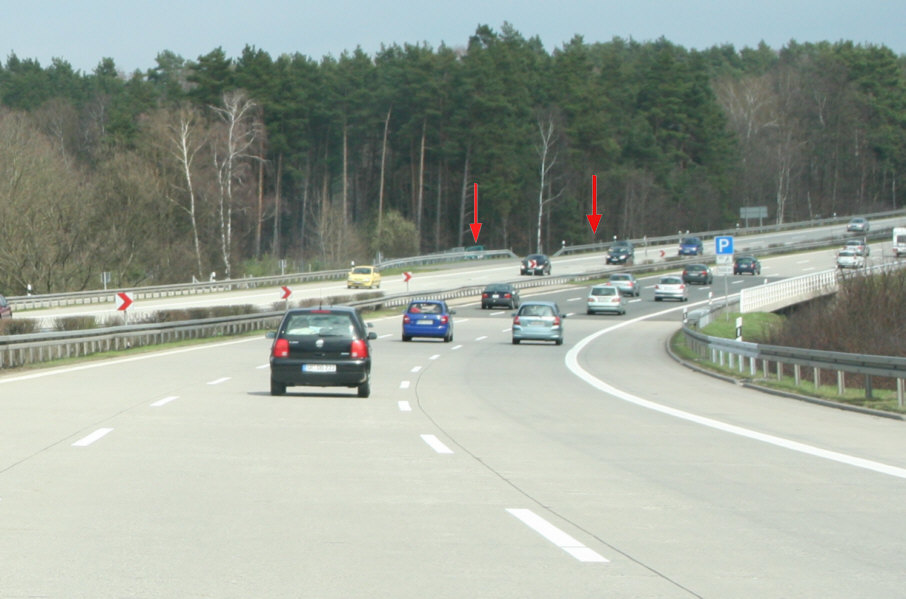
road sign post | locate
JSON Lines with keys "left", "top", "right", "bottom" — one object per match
{"left": 715, "top": 236, "right": 734, "bottom": 318}
{"left": 116, "top": 292, "right": 133, "bottom": 323}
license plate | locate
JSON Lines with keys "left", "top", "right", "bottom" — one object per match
{"left": 417, "top": 319, "right": 433, "bottom": 325}
{"left": 492, "top": 294, "right": 500, "bottom": 298}
{"left": 303, "top": 364, "right": 336, "bottom": 373}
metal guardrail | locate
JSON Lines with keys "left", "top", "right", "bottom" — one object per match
{"left": 682, "top": 299, "right": 906, "bottom": 409}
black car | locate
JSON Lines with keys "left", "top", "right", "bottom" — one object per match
{"left": 733, "top": 256, "right": 761, "bottom": 275}
{"left": 481, "top": 283, "right": 520, "bottom": 309}
{"left": 521, "top": 254, "right": 551, "bottom": 276}
{"left": 682, "top": 264, "right": 713, "bottom": 285}
{"left": 606, "top": 241, "right": 634, "bottom": 265}
{"left": 268, "top": 306, "right": 377, "bottom": 397}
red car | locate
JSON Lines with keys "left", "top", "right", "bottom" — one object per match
{"left": 0, "top": 294, "right": 12, "bottom": 319}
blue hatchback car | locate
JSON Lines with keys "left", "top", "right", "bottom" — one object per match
{"left": 402, "top": 299, "right": 455, "bottom": 342}
{"left": 678, "top": 236, "right": 703, "bottom": 256}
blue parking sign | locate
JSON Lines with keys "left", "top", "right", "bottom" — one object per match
{"left": 715, "top": 236, "right": 734, "bottom": 255}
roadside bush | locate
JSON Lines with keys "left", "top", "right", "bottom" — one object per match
{"left": 53, "top": 316, "right": 98, "bottom": 331}
{"left": 0, "top": 318, "right": 40, "bottom": 335}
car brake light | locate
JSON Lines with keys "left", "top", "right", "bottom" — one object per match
{"left": 553, "top": 316, "right": 561, "bottom": 326}
{"left": 440, "top": 315, "right": 449, "bottom": 324}
{"left": 350, "top": 339, "right": 369, "bottom": 359}
{"left": 272, "top": 338, "right": 289, "bottom": 358}
{"left": 403, "top": 315, "right": 411, "bottom": 324}
{"left": 513, "top": 316, "right": 521, "bottom": 325}
{"left": 482, "top": 293, "right": 489, "bottom": 298}
{"left": 504, "top": 293, "right": 511, "bottom": 298}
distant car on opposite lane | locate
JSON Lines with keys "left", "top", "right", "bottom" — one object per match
{"left": 0, "top": 294, "right": 11, "bottom": 319}
{"left": 682, "top": 264, "right": 713, "bottom": 285}
{"left": 512, "top": 301, "right": 566, "bottom": 345}
{"left": 846, "top": 217, "right": 870, "bottom": 233}
{"left": 481, "top": 283, "right": 520, "bottom": 309}
{"left": 521, "top": 254, "right": 551, "bottom": 276}
{"left": 678, "top": 236, "right": 703, "bottom": 256}
{"left": 346, "top": 265, "right": 381, "bottom": 289}
{"left": 402, "top": 299, "right": 455, "bottom": 342}
{"left": 608, "top": 273, "right": 640, "bottom": 296}
{"left": 606, "top": 240, "right": 634, "bottom": 265}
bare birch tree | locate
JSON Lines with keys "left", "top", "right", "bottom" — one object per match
{"left": 534, "top": 112, "right": 564, "bottom": 253}
{"left": 210, "top": 91, "right": 261, "bottom": 278}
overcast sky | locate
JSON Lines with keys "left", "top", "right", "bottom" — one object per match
{"left": 3, "top": 0, "right": 905, "bottom": 74}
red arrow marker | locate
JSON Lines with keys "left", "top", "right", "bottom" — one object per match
{"left": 469, "top": 183, "right": 482, "bottom": 243}
{"left": 402, "top": 272, "right": 412, "bottom": 283}
{"left": 116, "top": 292, "right": 133, "bottom": 311}
{"left": 586, "top": 175, "right": 602, "bottom": 233}
{"left": 281, "top": 286, "right": 292, "bottom": 300}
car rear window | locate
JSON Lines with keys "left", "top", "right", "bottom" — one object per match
{"left": 591, "top": 287, "right": 617, "bottom": 296}
{"left": 284, "top": 313, "right": 355, "bottom": 336}
{"left": 610, "top": 274, "right": 629, "bottom": 281}
{"left": 520, "top": 304, "right": 554, "bottom": 317}
{"left": 408, "top": 302, "right": 442, "bottom": 314}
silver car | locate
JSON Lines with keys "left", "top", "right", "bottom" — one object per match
{"left": 608, "top": 273, "right": 640, "bottom": 296}
{"left": 512, "top": 301, "right": 566, "bottom": 345}
{"left": 654, "top": 275, "right": 688, "bottom": 302}
{"left": 836, "top": 249, "right": 864, "bottom": 269}
{"left": 586, "top": 284, "right": 625, "bottom": 315}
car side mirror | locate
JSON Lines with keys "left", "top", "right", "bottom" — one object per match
{"left": 561, "top": 314, "right": 568, "bottom": 319}
{"left": 368, "top": 332, "right": 378, "bottom": 340}
{"left": 450, "top": 310, "right": 457, "bottom": 315}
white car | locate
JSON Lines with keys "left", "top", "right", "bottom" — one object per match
{"left": 586, "top": 284, "right": 625, "bottom": 315}
{"left": 836, "top": 249, "right": 864, "bottom": 269}
{"left": 654, "top": 275, "right": 688, "bottom": 302}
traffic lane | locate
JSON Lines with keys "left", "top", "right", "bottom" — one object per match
{"left": 0, "top": 329, "right": 633, "bottom": 598}
{"left": 411, "top": 312, "right": 906, "bottom": 597}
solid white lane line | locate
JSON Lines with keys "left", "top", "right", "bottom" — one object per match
{"left": 72, "top": 428, "right": 114, "bottom": 447}
{"left": 507, "top": 508, "right": 609, "bottom": 563}
{"left": 565, "top": 308, "right": 906, "bottom": 480}
{"left": 399, "top": 401, "right": 412, "bottom": 412}
{"left": 151, "top": 395, "right": 179, "bottom": 407}
{"left": 400, "top": 381, "right": 410, "bottom": 389}
{"left": 421, "top": 434, "right": 454, "bottom": 454}
{"left": 207, "top": 377, "right": 231, "bottom": 385}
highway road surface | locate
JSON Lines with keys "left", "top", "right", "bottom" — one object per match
{"left": 2, "top": 248, "right": 906, "bottom": 597}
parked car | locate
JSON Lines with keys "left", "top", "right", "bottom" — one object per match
{"left": 606, "top": 240, "right": 634, "bottom": 265}
{"left": 586, "top": 284, "right": 625, "bottom": 315}
{"left": 402, "top": 299, "right": 455, "bottom": 342}
{"left": 843, "top": 237, "right": 870, "bottom": 256}
{"left": 836, "top": 249, "right": 865, "bottom": 269}
{"left": 607, "top": 272, "right": 640, "bottom": 297}
{"left": 846, "top": 217, "right": 870, "bottom": 233}
{"left": 268, "top": 306, "right": 377, "bottom": 397}
{"left": 0, "top": 294, "right": 11, "bottom": 319}
{"left": 733, "top": 256, "right": 762, "bottom": 275}
{"left": 682, "top": 264, "right": 713, "bottom": 285}
{"left": 678, "top": 236, "right": 703, "bottom": 256}
{"left": 654, "top": 275, "right": 688, "bottom": 302}
{"left": 520, "top": 254, "right": 551, "bottom": 276}
{"left": 346, "top": 265, "right": 381, "bottom": 289}
{"left": 511, "top": 301, "right": 566, "bottom": 345}
{"left": 481, "top": 283, "right": 520, "bottom": 309}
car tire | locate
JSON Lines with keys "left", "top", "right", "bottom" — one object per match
{"left": 357, "top": 379, "right": 370, "bottom": 398}
{"left": 270, "top": 379, "right": 286, "bottom": 396}
{"left": 655, "top": 297, "right": 662, "bottom": 302}
{"left": 444, "top": 333, "right": 453, "bottom": 343}
{"left": 586, "top": 309, "right": 593, "bottom": 315}
{"left": 402, "top": 335, "right": 411, "bottom": 342}
{"left": 555, "top": 338, "right": 563, "bottom": 346}
{"left": 512, "top": 338, "right": 520, "bottom": 345}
